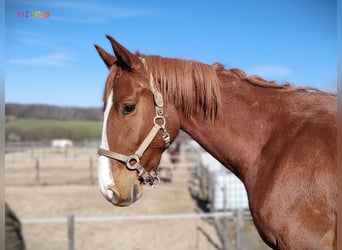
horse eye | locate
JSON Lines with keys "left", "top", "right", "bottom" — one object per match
{"left": 122, "top": 104, "right": 136, "bottom": 116}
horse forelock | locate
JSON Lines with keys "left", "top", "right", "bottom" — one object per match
{"left": 103, "top": 65, "right": 122, "bottom": 107}
{"left": 140, "top": 54, "right": 222, "bottom": 119}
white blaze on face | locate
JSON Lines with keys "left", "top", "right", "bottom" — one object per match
{"left": 98, "top": 91, "right": 115, "bottom": 199}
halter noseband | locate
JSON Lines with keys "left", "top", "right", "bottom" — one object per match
{"left": 98, "top": 73, "right": 171, "bottom": 187}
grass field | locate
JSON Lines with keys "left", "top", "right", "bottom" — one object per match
{"left": 6, "top": 118, "right": 101, "bottom": 129}
{"left": 5, "top": 118, "right": 102, "bottom": 141}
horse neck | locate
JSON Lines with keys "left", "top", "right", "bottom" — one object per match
{"left": 178, "top": 76, "right": 283, "bottom": 186}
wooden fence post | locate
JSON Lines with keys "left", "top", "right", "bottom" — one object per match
{"left": 235, "top": 210, "right": 244, "bottom": 250}
{"left": 30, "top": 145, "right": 34, "bottom": 161}
{"left": 221, "top": 184, "right": 229, "bottom": 250}
{"left": 35, "top": 158, "right": 40, "bottom": 184}
{"left": 211, "top": 176, "right": 230, "bottom": 250}
{"left": 67, "top": 213, "right": 74, "bottom": 250}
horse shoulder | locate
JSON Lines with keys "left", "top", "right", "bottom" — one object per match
{"left": 247, "top": 96, "right": 336, "bottom": 249}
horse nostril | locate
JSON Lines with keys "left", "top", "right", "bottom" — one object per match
{"left": 106, "top": 189, "right": 114, "bottom": 200}
{"left": 106, "top": 186, "right": 121, "bottom": 204}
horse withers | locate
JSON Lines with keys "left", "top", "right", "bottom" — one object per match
{"left": 95, "top": 35, "right": 336, "bottom": 250}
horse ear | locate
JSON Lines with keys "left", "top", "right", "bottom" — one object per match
{"left": 106, "top": 35, "right": 142, "bottom": 71}
{"left": 94, "top": 44, "right": 116, "bottom": 68}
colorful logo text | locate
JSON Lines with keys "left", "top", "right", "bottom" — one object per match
{"left": 17, "top": 11, "right": 50, "bottom": 18}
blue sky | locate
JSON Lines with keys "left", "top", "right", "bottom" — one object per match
{"left": 5, "top": 0, "right": 336, "bottom": 107}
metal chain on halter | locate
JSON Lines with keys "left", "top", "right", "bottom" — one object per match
{"left": 135, "top": 163, "right": 160, "bottom": 187}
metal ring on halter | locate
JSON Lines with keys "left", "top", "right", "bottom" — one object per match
{"left": 153, "top": 116, "right": 166, "bottom": 127}
{"left": 126, "top": 154, "right": 140, "bottom": 170}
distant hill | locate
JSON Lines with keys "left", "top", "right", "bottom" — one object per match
{"left": 5, "top": 103, "right": 103, "bottom": 121}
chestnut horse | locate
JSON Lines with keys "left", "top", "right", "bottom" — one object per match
{"left": 95, "top": 35, "right": 336, "bottom": 250}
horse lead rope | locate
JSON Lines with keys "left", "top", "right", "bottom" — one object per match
{"left": 98, "top": 69, "right": 171, "bottom": 187}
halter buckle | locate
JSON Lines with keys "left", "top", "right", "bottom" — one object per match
{"left": 153, "top": 91, "right": 164, "bottom": 108}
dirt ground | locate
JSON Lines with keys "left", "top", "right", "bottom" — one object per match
{"left": 6, "top": 173, "right": 225, "bottom": 250}
{"left": 5, "top": 146, "right": 270, "bottom": 250}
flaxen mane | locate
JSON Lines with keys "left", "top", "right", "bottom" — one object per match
{"left": 214, "top": 63, "right": 328, "bottom": 93}
{"left": 140, "top": 55, "right": 333, "bottom": 118}
{"left": 141, "top": 54, "right": 221, "bottom": 118}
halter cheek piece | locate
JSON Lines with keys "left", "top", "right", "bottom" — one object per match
{"left": 97, "top": 73, "right": 171, "bottom": 187}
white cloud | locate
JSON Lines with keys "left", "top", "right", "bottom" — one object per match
{"left": 247, "top": 65, "right": 292, "bottom": 78}
{"left": 8, "top": 53, "right": 71, "bottom": 66}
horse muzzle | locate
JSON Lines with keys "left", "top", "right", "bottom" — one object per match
{"left": 101, "top": 183, "right": 143, "bottom": 207}
{"left": 98, "top": 155, "right": 143, "bottom": 206}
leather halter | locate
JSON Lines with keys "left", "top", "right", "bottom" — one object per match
{"left": 98, "top": 73, "right": 171, "bottom": 187}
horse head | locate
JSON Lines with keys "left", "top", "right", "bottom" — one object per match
{"left": 95, "top": 35, "right": 180, "bottom": 206}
